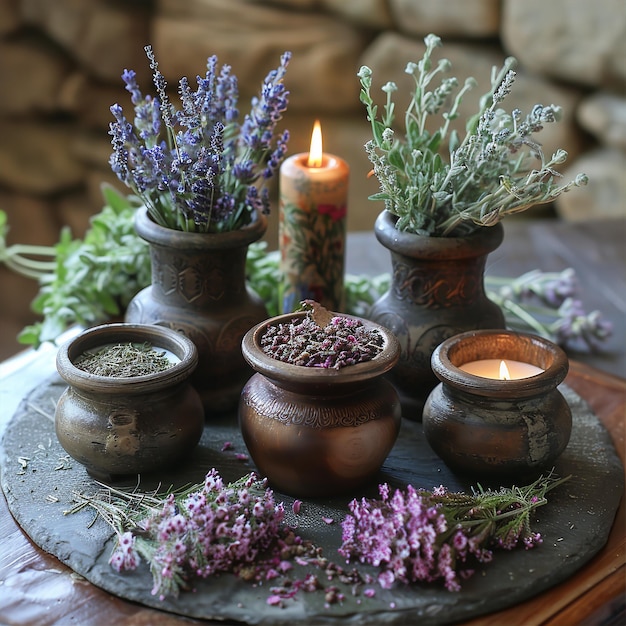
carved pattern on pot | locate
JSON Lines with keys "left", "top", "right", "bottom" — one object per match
{"left": 370, "top": 312, "right": 459, "bottom": 372}
{"left": 155, "top": 259, "right": 225, "bottom": 302}
{"left": 392, "top": 261, "right": 482, "bottom": 308}
{"left": 243, "top": 389, "right": 381, "bottom": 428}
{"left": 410, "top": 325, "right": 461, "bottom": 367}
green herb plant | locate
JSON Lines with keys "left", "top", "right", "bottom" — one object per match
{"left": 0, "top": 184, "right": 150, "bottom": 348}
{"left": 358, "top": 33, "right": 588, "bottom": 237}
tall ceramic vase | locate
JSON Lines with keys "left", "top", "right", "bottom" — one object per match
{"left": 368, "top": 210, "right": 505, "bottom": 420}
{"left": 125, "top": 207, "right": 268, "bottom": 414}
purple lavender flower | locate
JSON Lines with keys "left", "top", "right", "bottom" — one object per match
{"left": 486, "top": 268, "right": 613, "bottom": 350}
{"left": 339, "top": 473, "right": 568, "bottom": 592}
{"left": 109, "top": 48, "right": 291, "bottom": 233}
{"left": 553, "top": 298, "right": 614, "bottom": 350}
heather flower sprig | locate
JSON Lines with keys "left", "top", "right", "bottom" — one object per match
{"left": 486, "top": 269, "right": 613, "bottom": 350}
{"left": 109, "top": 46, "right": 291, "bottom": 233}
{"left": 260, "top": 300, "right": 384, "bottom": 369}
{"left": 65, "top": 470, "right": 286, "bottom": 599}
{"left": 339, "top": 471, "right": 570, "bottom": 592}
{"left": 359, "top": 33, "right": 587, "bottom": 237}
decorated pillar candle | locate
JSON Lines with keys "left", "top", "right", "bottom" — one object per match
{"left": 278, "top": 120, "right": 349, "bottom": 313}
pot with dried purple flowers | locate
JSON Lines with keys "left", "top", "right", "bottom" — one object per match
{"left": 238, "top": 301, "right": 402, "bottom": 498}
{"left": 359, "top": 34, "right": 587, "bottom": 419}
{"left": 109, "top": 46, "right": 291, "bottom": 414}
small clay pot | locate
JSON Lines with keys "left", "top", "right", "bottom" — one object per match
{"left": 55, "top": 323, "right": 204, "bottom": 480}
{"left": 238, "top": 312, "right": 402, "bottom": 497}
{"left": 422, "top": 329, "right": 572, "bottom": 478}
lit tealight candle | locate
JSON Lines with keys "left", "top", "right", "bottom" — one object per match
{"left": 459, "top": 359, "right": 544, "bottom": 380}
{"left": 279, "top": 120, "right": 349, "bottom": 313}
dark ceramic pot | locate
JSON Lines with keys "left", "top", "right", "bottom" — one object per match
{"left": 125, "top": 207, "right": 268, "bottom": 414}
{"left": 55, "top": 323, "right": 204, "bottom": 481}
{"left": 238, "top": 311, "right": 402, "bottom": 498}
{"left": 368, "top": 210, "right": 506, "bottom": 420}
{"left": 422, "top": 329, "right": 572, "bottom": 479}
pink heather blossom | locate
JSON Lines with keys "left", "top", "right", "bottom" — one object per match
{"left": 266, "top": 594, "right": 283, "bottom": 606}
{"left": 338, "top": 474, "right": 565, "bottom": 593}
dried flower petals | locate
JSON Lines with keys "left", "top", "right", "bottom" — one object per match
{"left": 260, "top": 301, "right": 384, "bottom": 369}
{"left": 68, "top": 469, "right": 569, "bottom": 605}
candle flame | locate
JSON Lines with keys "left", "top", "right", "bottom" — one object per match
{"left": 499, "top": 360, "right": 511, "bottom": 380}
{"left": 307, "top": 120, "right": 323, "bottom": 168}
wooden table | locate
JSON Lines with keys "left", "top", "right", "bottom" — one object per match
{"left": 1, "top": 217, "right": 624, "bottom": 625}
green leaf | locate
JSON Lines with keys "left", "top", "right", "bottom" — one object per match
{"left": 368, "top": 192, "right": 390, "bottom": 201}
{"left": 427, "top": 130, "right": 442, "bottom": 153}
{"left": 372, "top": 120, "right": 385, "bottom": 146}
{"left": 101, "top": 183, "right": 131, "bottom": 214}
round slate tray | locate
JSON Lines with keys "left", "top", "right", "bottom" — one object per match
{"left": 0, "top": 374, "right": 623, "bottom": 625}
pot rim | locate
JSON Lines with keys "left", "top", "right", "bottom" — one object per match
{"left": 374, "top": 210, "right": 504, "bottom": 259}
{"left": 241, "top": 311, "right": 400, "bottom": 385}
{"left": 134, "top": 206, "right": 268, "bottom": 250}
{"left": 431, "top": 329, "right": 569, "bottom": 398}
{"left": 56, "top": 323, "right": 199, "bottom": 393}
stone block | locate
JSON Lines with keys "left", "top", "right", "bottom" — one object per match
{"left": 152, "top": 0, "right": 367, "bottom": 112}
{"left": 0, "top": 121, "right": 86, "bottom": 195}
{"left": 502, "top": 0, "right": 626, "bottom": 89}
{"left": 390, "top": 0, "right": 500, "bottom": 37}
{"left": 555, "top": 148, "right": 626, "bottom": 221}
{"left": 0, "top": 39, "right": 72, "bottom": 115}
{"left": 19, "top": 0, "right": 151, "bottom": 82}
{"left": 578, "top": 92, "right": 626, "bottom": 150}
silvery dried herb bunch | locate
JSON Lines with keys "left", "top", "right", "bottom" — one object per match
{"left": 109, "top": 47, "right": 291, "bottom": 233}
{"left": 358, "top": 34, "right": 588, "bottom": 237}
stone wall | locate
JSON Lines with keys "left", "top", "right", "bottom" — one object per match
{"left": 0, "top": 0, "right": 624, "bottom": 360}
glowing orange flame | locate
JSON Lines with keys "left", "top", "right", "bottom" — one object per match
{"left": 499, "top": 360, "right": 511, "bottom": 380}
{"left": 307, "top": 120, "right": 323, "bottom": 168}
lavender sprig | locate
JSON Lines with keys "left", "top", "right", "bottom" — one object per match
{"left": 66, "top": 470, "right": 286, "bottom": 600}
{"left": 486, "top": 269, "right": 613, "bottom": 350}
{"left": 339, "top": 471, "right": 570, "bottom": 592}
{"left": 109, "top": 48, "right": 291, "bottom": 233}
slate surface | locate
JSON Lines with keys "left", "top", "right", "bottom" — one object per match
{"left": 0, "top": 374, "right": 623, "bottom": 625}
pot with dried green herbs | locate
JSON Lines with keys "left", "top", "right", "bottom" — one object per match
{"left": 55, "top": 323, "right": 204, "bottom": 481}
{"left": 238, "top": 301, "right": 401, "bottom": 498}
{"left": 359, "top": 33, "right": 588, "bottom": 419}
